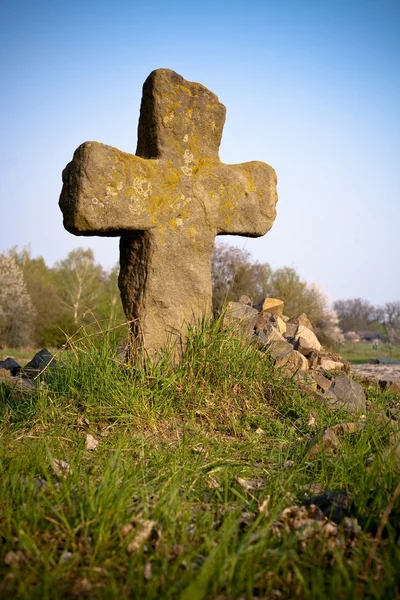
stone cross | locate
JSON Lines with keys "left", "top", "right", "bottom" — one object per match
{"left": 59, "top": 69, "right": 278, "bottom": 354}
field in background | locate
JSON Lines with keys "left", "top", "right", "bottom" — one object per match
{"left": 340, "top": 342, "right": 400, "bottom": 364}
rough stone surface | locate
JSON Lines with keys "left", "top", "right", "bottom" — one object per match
{"left": 0, "top": 375, "right": 37, "bottom": 399}
{"left": 294, "top": 325, "right": 322, "bottom": 356}
{"left": 59, "top": 69, "right": 278, "bottom": 354}
{"left": 283, "top": 322, "right": 298, "bottom": 340}
{"left": 307, "top": 428, "right": 341, "bottom": 459}
{"left": 20, "top": 348, "right": 56, "bottom": 377}
{"left": 325, "top": 376, "right": 366, "bottom": 414}
{"left": 224, "top": 301, "right": 258, "bottom": 338}
{"left": 268, "top": 340, "right": 294, "bottom": 360}
{"left": 275, "top": 349, "right": 309, "bottom": 376}
{"left": 0, "top": 357, "right": 21, "bottom": 376}
{"left": 254, "top": 298, "right": 284, "bottom": 316}
{"left": 288, "top": 313, "right": 314, "bottom": 331}
{"left": 309, "top": 370, "right": 333, "bottom": 392}
{"left": 319, "top": 358, "right": 344, "bottom": 372}
{"left": 269, "top": 314, "right": 287, "bottom": 334}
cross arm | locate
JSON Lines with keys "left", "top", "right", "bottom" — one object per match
{"left": 59, "top": 142, "right": 176, "bottom": 236}
{"left": 195, "top": 160, "right": 278, "bottom": 237}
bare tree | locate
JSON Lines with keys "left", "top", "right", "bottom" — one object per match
{"left": 211, "top": 243, "right": 272, "bottom": 312}
{"left": 333, "top": 298, "right": 377, "bottom": 332}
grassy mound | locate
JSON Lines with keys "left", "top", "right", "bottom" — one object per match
{"left": 1, "top": 319, "right": 399, "bottom": 599}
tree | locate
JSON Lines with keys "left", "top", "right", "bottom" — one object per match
{"left": 333, "top": 298, "right": 376, "bottom": 333}
{"left": 211, "top": 242, "right": 272, "bottom": 312}
{"left": 0, "top": 254, "right": 36, "bottom": 347}
{"left": 384, "top": 302, "right": 400, "bottom": 346}
{"left": 384, "top": 302, "right": 400, "bottom": 329}
{"left": 9, "top": 246, "right": 70, "bottom": 346}
{"left": 97, "top": 263, "right": 126, "bottom": 327}
{"left": 54, "top": 248, "right": 105, "bottom": 326}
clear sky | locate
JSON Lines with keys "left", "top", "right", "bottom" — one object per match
{"left": 1, "top": 0, "right": 399, "bottom": 305}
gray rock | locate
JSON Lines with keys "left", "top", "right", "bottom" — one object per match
{"left": 319, "top": 357, "right": 344, "bottom": 372}
{"left": 325, "top": 376, "right": 366, "bottom": 414}
{"left": 268, "top": 340, "right": 294, "bottom": 360}
{"left": 21, "top": 348, "right": 56, "bottom": 377}
{"left": 254, "top": 297, "right": 284, "bottom": 315}
{"left": 0, "top": 357, "right": 21, "bottom": 375}
{"left": 224, "top": 302, "right": 258, "bottom": 339}
{"left": 239, "top": 295, "right": 253, "bottom": 306}
{"left": 275, "top": 349, "right": 308, "bottom": 376}
{"left": 59, "top": 69, "right": 278, "bottom": 355}
{"left": 294, "top": 325, "right": 321, "bottom": 356}
{"left": 309, "top": 370, "right": 332, "bottom": 392}
{"left": 288, "top": 313, "right": 314, "bottom": 331}
{"left": 283, "top": 322, "right": 298, "bottom": 340}
{"left": 302, "top": 491, "right": 350, "bottom": 524}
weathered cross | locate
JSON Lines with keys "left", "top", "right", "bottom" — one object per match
{"left": 59, "top": 69, "right": 278, "bottom": 354}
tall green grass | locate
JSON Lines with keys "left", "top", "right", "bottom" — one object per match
{"left": 1, "top": 319, "right": 399, "bottom": 599}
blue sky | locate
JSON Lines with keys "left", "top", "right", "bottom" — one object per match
{"left": 1, "top": 0, "right": 399, "bottom": 305}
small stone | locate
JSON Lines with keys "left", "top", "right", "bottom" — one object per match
{"left": 255, "top": 427, "right": 265, "bottom": 435}
{"left": 224, "top": 302, "right": 258, "bottom": 338}
{"left": 254, "top": 297, "right": 284, "bottom": 316}
{"left": 294, "top": 325, "right": 321, "bottom": 356}
{"left": 309, "top": 370, "right": 333, "bottom": 392}
{"left": 236, "top": 477, "right": 266, "bottom": 490}
{"left": 4, "top": 550, "right": 29, "bottom": 566}
{"left": 329, "top": 422, "right": 365, "bottom": 436}
{"left": 268, "top": 314, "right": 287, "bottom": 334}
{"left": 0, "top": 376, "right": 37, "bottom": 400}
{"left": 275, "top": 350, "right": 309, "bottom": 377}
{"left": 33, "top": 478, "right": 48, "bottom": 490}
{"left": 302, "top": 491, "right": 350, "bottom": 523}
{"left": 123, "top": 519, "right": 161, "bottom": 553}
{"left": 239, "top": 294, "right": 253, "bottom": 306}
{"left": 284, "top": 321, "right": 298, "bottom": 340}
{"left": 307, "top": 412, "right": 317, "bottom": 427}
{"left": 86, "top": 433, "right": 99, "bottom": 451}
{"left": 144, "top": 562, "right": 152, "bottom": 581}
{"left": 268, "top": 340, "right": 293, "bottom": 360}
{"left": 21, "top": 348, "right": 57, "bottom": 377}
{"left": 52, "top": 459, "right": 71, "bottom": 478}
{"left": 325, "top": 377, "right": 366, "bottom": 414}
{"left": 254, "top": 324, "right": 285, "bottom": 348}
{"left": 59, "top": 551, "right": 74, "bottom": 563}
{"left": 319, "top": 358, "right": 344, "bottom": 371}
{"left": 288, "top": 313, "right": 314, "bottom": 331}
{"left": 307, "top": 428, "right": 341, "bottom": 459}
{"left": 0, "top": 357, "right": 21, "bottom": 375}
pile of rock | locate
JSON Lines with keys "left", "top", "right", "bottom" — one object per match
{"left": 224, "top": 296, "right": 367, "bottom": 415}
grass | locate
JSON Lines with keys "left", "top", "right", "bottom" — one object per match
{"left": 1, "top": 319, "right": 400, "bottom": 599}
{"left": 340, "top": 342, "right": 400, "bottom": 364}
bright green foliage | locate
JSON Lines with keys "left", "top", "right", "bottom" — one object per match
{"left": 1, "top": 320, "right": 399, "bottom": 598}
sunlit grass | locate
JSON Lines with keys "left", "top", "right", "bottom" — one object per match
{"left": 1, "top": 319, "right": 399, "bottom": 598}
